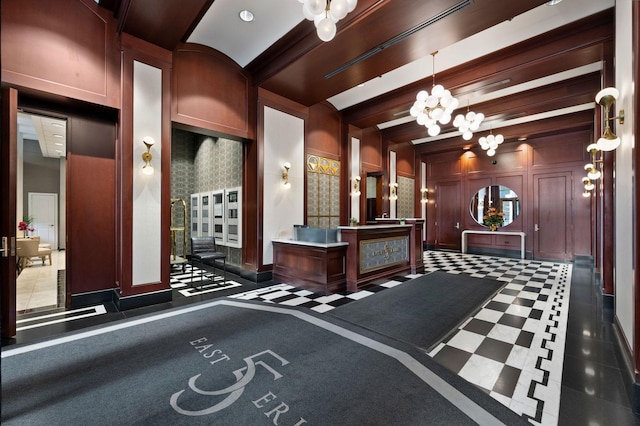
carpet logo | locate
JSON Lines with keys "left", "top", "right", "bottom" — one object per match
{"left": 170, "top": 339, "right": 292, "bottom": 418}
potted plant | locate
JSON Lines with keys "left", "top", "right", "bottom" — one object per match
{"left": 483, "top": 207, "right": 504, "bottom": 231}
{"left": 349, "top": 217, "right": 358, "bottom": 226}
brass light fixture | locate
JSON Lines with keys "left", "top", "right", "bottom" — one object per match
{"left": 420, "top": 188, "right": 429, "bottom": 204}
{"left": 141, "top": 136, "right": 155, "bottom": 175}
{"left": 300, "top": 0, "right": 358, "bottom": 42}
{"left": 410, "top": 52, "right": 460, "bottom": 137}
{"left": 389, "top": 182, "right": 398, "bottom": 201}
{"left": 282, "top": 162, "right": 291, "bottom": 189}
{"left": 595, "top": 87, "right": 624, "bottom": 151}
{"left": 352, "top": 175, "right": 361, "bottom": 196}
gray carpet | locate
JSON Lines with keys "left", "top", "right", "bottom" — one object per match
{"left": 331, "top": 270, "right": 505, "bottom": 351}
{"left": 2, "top": 299, "right": 525, "bottom": 425}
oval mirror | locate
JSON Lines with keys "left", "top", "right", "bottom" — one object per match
{"left": 469, "top": 185, "right": 520, "bottom": 228}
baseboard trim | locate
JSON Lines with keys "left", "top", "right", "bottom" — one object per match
{"left": 70, "top": 289, "right": 116, "bottom": 308}
{"left": 115, "top": 289, "right": 172, "bottom": 311}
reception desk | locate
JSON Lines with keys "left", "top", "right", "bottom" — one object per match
{"left": 272, "top": 239, "right": 348, "bottom": 295}
{"left": 338, "top": 223, "right": 423, "bottom": 292}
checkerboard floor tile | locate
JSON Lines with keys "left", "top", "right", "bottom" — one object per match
{"left": 229, "top": 250, "right": 571, "bottom": 425}
{"left": 170, "top": 264, "right": 241, "bottom": 297}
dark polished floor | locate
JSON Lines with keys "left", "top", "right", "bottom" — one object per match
{"left": 3, "top": 257, "right": 640, "bottom": 425}
{"left": 559, "top": 260, "right": 640, "bottom": 425}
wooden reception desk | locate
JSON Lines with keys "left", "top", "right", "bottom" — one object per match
{"left": 272, "top": 221, "right": 424, "bottom": 294}
{"left": 338, "top": 222, "right": 424, "bottom": 292}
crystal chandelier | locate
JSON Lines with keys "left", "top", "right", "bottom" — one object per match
{"left": 409, "top": 52, "right": 459, "bottom": 137}
{"left": 300, "top": 0, "right": 358, "bottom": 42}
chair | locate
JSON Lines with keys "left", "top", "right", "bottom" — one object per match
{"left": 16, "top": 238, "right": 39, "bottom": 271}
{"left": 28, "top": 236, "right": 52, "bottom": 265}
{"left": 190, "top": 236, "right": 226, "bottom": 288}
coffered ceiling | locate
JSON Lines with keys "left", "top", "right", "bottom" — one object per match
{"left": 96, "top": 0, "right": 615, "bottom": 150}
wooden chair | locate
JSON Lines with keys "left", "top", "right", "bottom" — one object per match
{"left": 190, "top": 236, "right": 226, "bottom": 288}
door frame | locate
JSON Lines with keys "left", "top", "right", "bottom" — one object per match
{"left": 1, "top": 87, "right": 18, "bottom": 338}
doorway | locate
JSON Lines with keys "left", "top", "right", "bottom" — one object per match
{"left": 365, "top": 172, "right": 385, "bottom": 223}
{"left": 16, "top": 113, "right": 67, "bottom": 314}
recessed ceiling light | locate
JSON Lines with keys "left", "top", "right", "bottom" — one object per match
{"left": 518, "top": 137, "right": 528, "bottom": 141}
{"left": 239, "top": 10, "right": 254, "bottom": 22}
{"left": 55, "top": 142, "right": 63, "bottom": 146}
{"left": 357, "top": 83, "right": 365, "bottom": 88}
{"left": 546, "top": 0, "right": 562, "bottom": 5}
{"left": 51, "top": 122, "right": 64, "bottom": 128}
{"left": 53, "top": 134, "right": 63, "bottom": 138}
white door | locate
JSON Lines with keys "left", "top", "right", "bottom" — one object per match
{"left": 28, "top": 192, "right": 58, "bottom": 248}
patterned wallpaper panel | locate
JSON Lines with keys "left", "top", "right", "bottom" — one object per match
{"left": 397, "top": 176, "right": 415, "bottom": 219}
{"left": 307, "top": 154, "right": 340, "bottom": 228}
{"left": 171, "top": 128, "right": 243, "bottom": 264}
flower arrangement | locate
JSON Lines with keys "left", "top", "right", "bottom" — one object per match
{"left": 19, "top": 215, "right": 34, "bottom": 236}
{"left": 483, "top": 207, "right": 504, "bottom": 229}
{"left": 349, "top": 217, "right": 359, "bottom": 226}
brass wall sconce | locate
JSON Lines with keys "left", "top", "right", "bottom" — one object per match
{"left": 352, "top": 176, "right": 361, "bottom": 196}
{"left": 389, "top": 182, "right": 398, "bottom": 201}
{"left": 282, "top": 162, "right": 291, "bottom": 189}
{"left": 420, "top": 188, "right": 428, "bottom": 203}
{"left": 141, "top": 136, "right": 155, "bottom": 175}
{"left": 595, "top": 87, "right": 624, "bottom": 151}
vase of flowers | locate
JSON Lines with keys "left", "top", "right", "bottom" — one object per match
{"left": 18, "top": 215, "right": 34, "bottom": 237}
{"left": 483, "top": 207, "right": 504, "bottom": 231}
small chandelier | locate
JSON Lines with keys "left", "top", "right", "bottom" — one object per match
{"left": 478, "top": 131, "right": 504, "bottom": 157}
{"left": 300, "top": 0, "right": 358, "bottom": 42}
{"left": 410, "top": 52, "right": 460, "bottom": 137}
{"left": 453, "top": 103, "right": 485, "bottom": 141}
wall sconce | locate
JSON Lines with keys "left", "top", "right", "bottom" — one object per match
{"left": 420, "top": 188, "right": 429, "bottom": 203}
{"left": 282, "top": 162, "right": 291, "bottom": 189}
{"left": 141, "top": 136, "right": 155, "bottom": 175}
{"left": 389, "top": 182, "right": 398, "bottom": 201}
{"left": 352, "top": 176, "right": 361, "bottom": 196}
{"left": 584, "top": 143, "right": 602, "bottom": 180}
{"left": 595, "top": 87, "right": 624, "bottom": 151}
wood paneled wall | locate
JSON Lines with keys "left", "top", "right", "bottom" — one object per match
{"left": 1, "top": 0, "right": 120, "bottom": 108}
{"left": 172, "top": 43, "right": 254, "bottom": 141}
{"left": 423, "top": 130, "right": 592, "bottom": 261}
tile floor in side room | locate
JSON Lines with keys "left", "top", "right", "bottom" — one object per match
{"left": 6, "top": 250, "right": 639, "bottom": 425}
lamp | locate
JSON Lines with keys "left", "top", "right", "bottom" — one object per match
{"left": 141, "top": 136, "right": 155, "bottom": 175}
{"left": 453, "top": 102, "right": 484, "bottom": 141}
{"left": 420, "top": 188, "right": 428, "bottom": 204}
{"left": 582, "top": 176, "right": 595, "bottom": 191}
{"left": 478, "top": 131, "right": 504, "bottom": 157}
{"left": 595, "top": 87, "right": 624, "bottom": 151}
{"left": 389, "top": 182, "right": 398, "bottom": 201}
{"left": 584, "top": 143, "right": 602, "bottom": 181}
{"left": 410, "top": 52, "right": 460, "bottom": 137}
{"left": 300, "top": 0, "right": 358, "bottom": 42}
{"left": 352, "top": 175, "right": 361, "bottom": 196}
{"left": 282, "top": 162, "right": 291, "bottom": 189}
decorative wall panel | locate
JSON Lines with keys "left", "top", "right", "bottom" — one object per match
{"left": 307, "top": 155, "right": 340, "bottom": 228}
{"left": 397, "top": 176, "right": 415, "bottom": 219}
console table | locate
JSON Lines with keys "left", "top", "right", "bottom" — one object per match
{"left": 461, "top": 230, "right": 526, "bottom": 259}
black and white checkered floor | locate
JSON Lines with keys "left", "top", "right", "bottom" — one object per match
{"left": 229, "top": 251, "right": 571, "bottom": 425}
{"left": 169, "top": 264, "right": 242, "bottom": 297}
